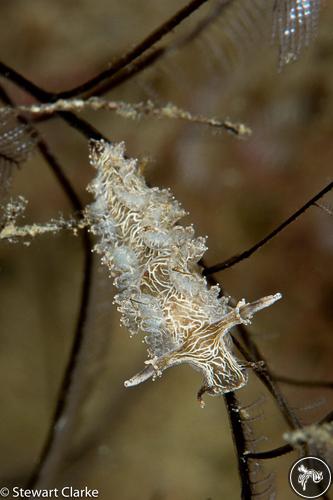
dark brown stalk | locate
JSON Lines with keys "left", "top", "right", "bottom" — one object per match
{"left": 0, "top": 62, "right": 106, "bottom": 141}
{"left": 245, "top": 444, "right": 293, "bottom": 460}
{"left": 55, "top": 0, "right": 210, "bottom": 99}
{"left": 205, "top": 272, "right": 302, "bottom": 432}
{"left": 86, "top": 0, "right": 234, "bottom": 98}
{"left": 232, "top": 333, "right": 302, "bottom": 431}
{"left": 199, "top": 261, "right": 303, "bottom": 498}
{"left": 0, "top": 84, "right": 93, "bottom": 487}
{"left": 204, "top": 180, "right": 333, "bottom": 275}
{"left": 273, "top": 375, "right": 333, "bottom": 389}
{"left": 246, "top": 408, "right": 333, "bottom": 461}
{"left": 225, "top": 392, "right": 253, "bottom": 499}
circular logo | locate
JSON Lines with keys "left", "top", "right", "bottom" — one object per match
{"left": 289, "top": 456, "right": 331, "bottom": 498}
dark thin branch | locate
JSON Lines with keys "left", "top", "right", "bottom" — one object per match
{"left": 56, "top": 110, "right": 105, "bottom": 141}
{"left": 204, "top": 180, "right": 333, "bottom": 275}
{"left": 0, "top": 0, "right": 221, "bottom": 115}
{"left": 233, "top": 333, "right": 302, "bottom": 431}
{"left": 203, "top": 260, "right": 302, "bottom": 432}
{"left": 27, "top": 230, "right": 93, "bottom": 488}
{"left": 245, "top": 444, "right": 293, "bottom": 460}
{"left": 0, "top": 62, "right": 51, "bottom": 101}
{"left": 0, "top": 61, "right": 106, "bottom": 141}
{"left": 56, "top": 0, "right": 210, "bottom": 99}
{"left": 87, "top": 48, "right": 166, "bottom": 98}
{"left": 0, "top": 85, "right": 94, "bottom": 488}
{"left": 88, "top": 0, "right": 233, "bottom": 98}
{"left": 273, "top": 374, "right": 333, "bottom": 390}
{"left": 200, "top": 260, "right": 303, "bottom": 461}
{"left": 0, "top": 85, "right": 82, "bottom": 212}
{"left": 224, "top": 392, "right": 253, "bottom": 500}
{"left": 2, "top": 1, "right": 233, "bottom": 136}
{"left": 29, "top": 50, "right": 165, "bottom": 127}
{"left": 245, "top": 408, "right": 333, "bottom": 461}
{"left": 36, "top": 141, "right": 82, "bottom": 212}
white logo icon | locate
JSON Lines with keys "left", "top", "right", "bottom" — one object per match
{"left": 297, "top": 464, "right": 323, "bottom": 491}
{"left": 289, "top": 456, "right": 331, "bottom": 498}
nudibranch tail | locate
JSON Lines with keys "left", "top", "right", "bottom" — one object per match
{"left": 86, "top": 139, "right": 282, "bottom": 402}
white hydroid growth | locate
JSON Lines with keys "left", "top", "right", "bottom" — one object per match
{"left": 86, "top": 139, "right": 281, "bottom": 403}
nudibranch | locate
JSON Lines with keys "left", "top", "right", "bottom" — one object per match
{"left": 86, "top": 140, "right": 281, "bottom": 404}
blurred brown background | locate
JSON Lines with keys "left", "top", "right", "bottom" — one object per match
{"left": 0, "top": 1, "right": 333, "bottom": 499}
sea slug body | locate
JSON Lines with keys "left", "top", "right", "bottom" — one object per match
{"left": 86, "top": 139, "right": 281, "bottom": 403}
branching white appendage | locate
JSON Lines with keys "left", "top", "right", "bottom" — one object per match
{"left": 86, "top": 140, "right": 282, "bottom": 403}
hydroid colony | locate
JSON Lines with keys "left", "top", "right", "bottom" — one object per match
{"left": 87, "top": 140, "right": 281, "bottom": 404}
